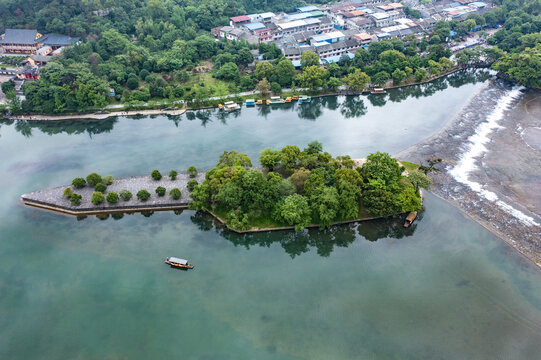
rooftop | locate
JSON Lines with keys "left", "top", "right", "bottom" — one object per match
{"left": 243, "top": 22, "right": 266, "bottom": 31}
{"left": 322, "top": 52, "right": 354, "bottom": 63}
{"left": 42, "top": 33, "right": 80, "bottom": 46}
{"left": 354, "top": 32, "right": 372, "bottom": 41}
{"left": 297, "top": 5, "right": 319, "bottom": 12}
{"left": 370, "top": 12, "right": 390, "bottom": 20}
{"left": 344, "top": 10, "right": 366, "bottom": 18}
{"left": 312, "top": 31, "right": 345, "bottom": 42}
{"left": 259, "top": 12, "right": 275, "bottom": 19}
{"left": 0, "top": 29, "right": 41, "bottom": 45}
{"left": 230, "top": 15, "right": 251, "bottom": 22}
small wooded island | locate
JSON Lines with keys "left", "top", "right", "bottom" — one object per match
{"left": 21, "top": 142, "right": 432, "bottom": 232}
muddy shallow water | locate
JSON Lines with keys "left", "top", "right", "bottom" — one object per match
{"left": 398, "top": 77, "right": 541, "bottom": 264}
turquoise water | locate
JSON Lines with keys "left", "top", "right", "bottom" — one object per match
{"left": 2, "top": 72, "right": 541, "bottom": 359}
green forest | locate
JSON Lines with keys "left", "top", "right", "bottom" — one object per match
{"left": 0, "top": 0, "right": 540, "bottom": 114}
{"left": 188, "top": 143, "right": 432, "bottom": 231}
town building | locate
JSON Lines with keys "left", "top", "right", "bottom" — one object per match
{"left": 215, "top": 0, "right": 491, "bottom": 64}
{"left": 369, "top": 10, "right": 402, "bottom": 27}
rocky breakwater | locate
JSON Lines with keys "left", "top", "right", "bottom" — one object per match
{"left": 397, "top": 79, "right": 541, "bottom": 265}
{"left": 20, "top": 172, "right": 206, "bottom": 215}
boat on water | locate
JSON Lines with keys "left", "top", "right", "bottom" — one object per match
{"left": 284, "top": 97, "right": 292, "bottom": 103}
{"left": 269, "top": 96, "right": 285, "bottom": 104}
{"left": 403, "top": 211, "right": 418, "bottom": 228}
{"left": 256, "top": 99, "right": 263, "bottom": 105}
{"left": 223, "top": 101, "right": 241, "bottom": 111}
{"left": 298, "top": 95, "right": 311, "bottom": 103}
{"left": 292, "top": 95, "right": 299, "bottom": 101}
{"left": 165, "top": 257, "right": 194, "bottom": 269}
{"left": 370, "top": 88, "right": 386, "bottom": 94}
{"left": 245, "top": 99, "right": 256, "bottom": 106}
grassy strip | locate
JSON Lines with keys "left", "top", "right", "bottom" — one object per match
{"left": 400, "top": 161, "right": 420, "bottom": 172}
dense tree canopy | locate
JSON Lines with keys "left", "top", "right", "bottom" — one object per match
{"left": 189, "top": 144, "right": 424, "bottom": 231}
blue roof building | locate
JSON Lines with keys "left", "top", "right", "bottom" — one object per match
{"left": 322, "top": 52, "right": 354, "bottom": 64}
{"left": 297, "top": 5, "right": 319, "bottom": 12}
{"left": 287, "top": 13, "right": 313, "bottom": 20}
{"left": 243, "top": 22, "right": 266, "bottom": 31}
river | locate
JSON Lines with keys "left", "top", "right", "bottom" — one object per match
{"left": 1, "top": 71, "right": 541, "bottom": 359}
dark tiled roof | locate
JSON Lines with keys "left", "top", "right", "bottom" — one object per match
{"left": 30, "top": 55, "right": 50, "bottom": 62}
{"left": 42, "top": 34, "right": 80, "bottom": 46}
{"left": 1, "top": 29, "right": 41, "bottom": 45}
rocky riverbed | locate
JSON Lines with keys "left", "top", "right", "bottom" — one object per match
{"left": 397, "top": 77, "right": 541, "bottom": 265}
{"left": 21, "top": 172, "right": 206, "bottom": 213}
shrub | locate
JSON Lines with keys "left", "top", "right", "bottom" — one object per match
{"left": 151, "top": 170, "right": 162, "bottom": 180}
{"left": 63, "top": 188, "right": 74, "bottom": 198}
{"left": 187, "top": 166, "right": 197, "bottom": 178}
{"left": 86, "top": 173, "right": 102, "bottom": 187}
{"left": 126, "top": 76, "right": 139, "bottom": 90}
{"left": 72, "top": 178, "right": 86, "bottom": 188}
{"left": 107, "top": 192, "right": 119, "bottom": 203}
{"left": 102, "top": 175, "right": 114, "bottom": 185}
{"left": 70, "top": 193, "right": 82, "bottom": 205}
{"left": 187, "top": 179, "right": 198, "bottom": 192}
{"left": 119, "top": 190, "right": 132, "bottom": 201}
{"left": 169, "top": 169, "right": 178, "bottom": 180}
{"left": 91, "top": 192, "right": 105, "bottom": 205}
{"left": 170, "top": 188, "right": 181, "bottom": 200}
{"left": 155, "top": 186, "right": 166, "bottom": 196}
{"left": 95, "top": 183, "right": 107, "bottom": 193}
{"left": 137, "top": 190, "right": 151, "bottom": 201}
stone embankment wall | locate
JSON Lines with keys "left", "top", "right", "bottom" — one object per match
{"left": 21, "top": 172, "right": 205, "bottom": 215}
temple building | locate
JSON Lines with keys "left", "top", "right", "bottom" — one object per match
{"left": 0, "top": 29, "right": 45, "bottom": 54}
{"left": 1, "top": 29, "right": 79, "bottom": 54}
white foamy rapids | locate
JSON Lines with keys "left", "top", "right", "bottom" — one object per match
{"left": 448, "top": 87, "right": 540, "bottom": 227}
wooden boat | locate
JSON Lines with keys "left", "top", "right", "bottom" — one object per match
{"left": 269, "top": 96, "right": 285, "bottom": 104}
{"left": 403, "top": 211, "right": 418, "bottom": 228}
{"left": 245, "top": 99, "right": 256, "bottom": 106}
{"left": 165, "top": 257, "right": 194, "bottom": 269}
{"left": 223, "top": 101, "right": 241, "bottom": 111}
{"left": 256, "top": 99, "right": 263, "bottom": 105}
{"left": 292, "top": 95, "right": 299, "bottom": 101}
{"left": 298, "top": 95, "right": 311, "bottom": 103}
{"left": 370, "top": 88, "right": 386, "bottom": 94}
{"left": 284, "top": 97, "right": 292, "bottom": 103}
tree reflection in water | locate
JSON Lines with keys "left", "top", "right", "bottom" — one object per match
{"left": 220, "top": 213, "right": 418, "bottom": 258}
{"left": 80, "top": 209, "right": 419, "bottom": 258}
{"left": 3, "top": 117, "right": 118, "bottom": 137}
{"left": 2, "top": 70, "right": 494, "bottom": 137}
{"left": 297, "top": 101, "right": 323, "bottom": 120}
{"left": 340, "top": 96, "right": 367, "bottom": 118}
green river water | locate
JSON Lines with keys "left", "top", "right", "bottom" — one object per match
{"left": 1, "top": 72, "right": 541, "bottom": 359}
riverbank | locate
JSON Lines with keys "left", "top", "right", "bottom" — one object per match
{"left": 396, "top": 78, "right": 541, "bottom": 266}
{"left": 4, "top": 67, "right": 473, "bottom": 121}
{"left": 7, "top": 107, "right": 187, "bottom": 121}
